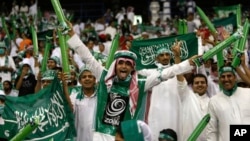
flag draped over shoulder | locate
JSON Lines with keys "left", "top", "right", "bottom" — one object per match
{"left": 130, "top": 33, "right": 198, "bottom": 70}
{"left": 0, "top": 78, "right": 76, "bottom": 140}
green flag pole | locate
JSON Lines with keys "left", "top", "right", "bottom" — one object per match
{"left": 31, "top": 25, "right": 39, "bottom": 57}
{"left": 105, "top": 33, "right": 120, "bottom": 69}
{"left": 196, "top": 6, "right": 217, "bottom": 34}
{"left": 187, "top": 114, "right": 210, "bottom": 141}
{"left": 10, "top": 118, "right": 40, "bottom": 141}
{"left": 41, "top": 36, "right": 53, "bottom": 73}
{"left": 193, "top": 28, "right": 243, "bottom": 67}
{"left": 178, "top": 19, "right": 183, "bottom": 34}
{"left": 51, "top": 0, "right": 68, "bottom": 33}
{"left": 183, "top": 19, "right": 188, "bottom": 34}
{"left": 232, "top": 19, "right": 249, "bottom": 68}
{"left": 58, "top": 30, "right": 70, "bottom": 74}
{"left": 232, "top": 4, "right": 242, "bottom": 56}
{"left": 216, "top": 51, "right": 224, "bottom": 68}
{"left": 51, "top": 0, "right": 70, "bottom": 75}
{"left": 236, "top": 4, "right": 242, "bottom": 27}
{"left": 196, "top": 6, "right": 226, "bottom": 67}
{"left": 11, "top": 15, "right": 17, "bottom": 39}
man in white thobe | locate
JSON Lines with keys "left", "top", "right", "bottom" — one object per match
{"left": 207, "top": 66, "right": 250, "bottom": 141}
{"left": 139, "top": 42, "right": 194, "bottom": 141}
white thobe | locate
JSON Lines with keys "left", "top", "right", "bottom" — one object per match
{"left": 139, "top": 60, "right": 194, "bottom": 141}
{"left": 0, "top": 56, "right": 16, "bottom": 82}
{"left": 207, "top": 87, "right": 250, "bottom": 141}
{"left": 177, "top": 80, "right": 210, "bottom": 141}
{"left": 70, "top": 91, "right": 97, "bottom": 141}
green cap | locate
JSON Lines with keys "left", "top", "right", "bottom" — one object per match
{"left": 114, "top": 50, "right": 137, "bottom": 61}
{"left": 156, "top": 47, "right": 171, "bottom": 56}
{"left": 219, "top": 66, "right": 236, "bottom": 76}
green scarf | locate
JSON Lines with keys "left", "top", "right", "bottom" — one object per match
{"left": 222, "top": 84, "right": 237, "bottom": 96}
{"left": 95, "top": 71, "right": 146, "bottom": 136}
{"left": 69, "top": 86, "right": 96, "bottom": 100}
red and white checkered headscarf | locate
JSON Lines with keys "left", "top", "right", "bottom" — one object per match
{"left": 105, "top": 53, "right": 139, "bottom": 117}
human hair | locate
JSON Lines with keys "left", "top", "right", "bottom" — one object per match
{"left": 159, "top": 128, "right": 177, "bottom": 141}
{"left": 191, "top": 73, "right": 208, "bottom": 85}
{"left": 3, "top": 80, "right": 13, "bottom": 90}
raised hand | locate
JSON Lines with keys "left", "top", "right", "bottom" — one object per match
{"left": 221, "top": 29, "right": 230, "bottom": 40}
{"left": 66, "top": 21, "right": 75, "bottom": 37}
{"left": 189, "top": 55, "right": 202, "bottom": 66}
{"left": 171, "top": 40, "right": 182, "bottom": 57}
{"left": 240, "top": 54, "right": 246, "bottom": 66}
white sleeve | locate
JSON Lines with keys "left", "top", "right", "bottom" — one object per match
{"left": 137, "top": 69, "right": 155, "bottom": 77}
{"left": 197, "top": 36, "right": 204, "bottom": 55}
{"left": 177, "top": 79, "right": 190, "bottom": 102}
{"left": 67, "top": 34, "right": 104, "bottom": 80}
{"left": 73, "top": 53, "right": 85, "bottom": 69}
{"left": 161, "top": 60, "right": 194, "bottom": 80}
{"left": 144, "top": 60, "right": 194, "bottom": 91}
{"left": 206, "top": 100, "right": 218, "bottom": 141}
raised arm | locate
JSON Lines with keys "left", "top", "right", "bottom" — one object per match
{"left": 66, "top": 21, "right": 104, "bottom": 80}
{"left": 172, "top": 41, "right": 184, "bottom": 81}
{"left": 61, "top": 72, "right": 73, "bottom": 112}
{"left": 236, "top": 54, "right": 250, "bottom": 85}
{"left": 144, "top": 41, "right": 197, "bottom": 91}
{"left": 173, "top": 41, "right": 191, "bottom": 101}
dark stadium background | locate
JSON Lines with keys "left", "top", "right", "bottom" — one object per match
{"left": 3, "top": 0, "right": 250, "bottom": 22}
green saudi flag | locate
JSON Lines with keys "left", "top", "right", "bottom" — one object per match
{"left": 212, "top": 14, "right": 237, "bottom": 35}
{"left": 0, "top": 78, "right": 76, "bottom": 140}
{"left": 213, "top": 4, "right": 239, "bottom": 18}
{"left": 137, "top": 24, "right": 164, "bottom": 33}
{"left": 130, "top": 32, "right": 198, "bottom": 70}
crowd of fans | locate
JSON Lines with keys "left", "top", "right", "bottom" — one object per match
{"left": 0, "top": 0, "right": 250, "bottom": 141}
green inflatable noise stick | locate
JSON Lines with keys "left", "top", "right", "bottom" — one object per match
{"left": 10, "top": 118, "right": 40, "bottom": 141}
{"left": 193, "top": 28, "right": 243, "bottom": 67}
{"left": 187, "top": 114, "right": 210, "bottom": 141}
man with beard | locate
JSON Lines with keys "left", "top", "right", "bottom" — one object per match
{"left": 137, "top": 42, "right": 189, "bottom": 141}
{"left": 2, "top": 80, "right": 18, "bottom": 97}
